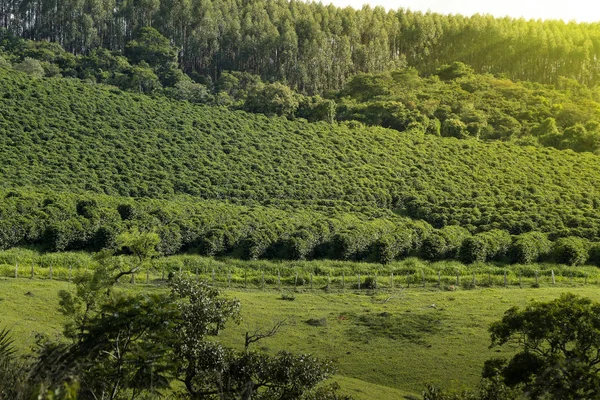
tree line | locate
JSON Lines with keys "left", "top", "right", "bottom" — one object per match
{"left": 2, "top": 188, "right": 600, "bottom": 267}
{"left": 2, "top": 0, "right": 600, "bottom": 93}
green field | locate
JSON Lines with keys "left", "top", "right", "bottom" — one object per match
{"left": 2, "top": 275, "right": 599, "bottom": 398}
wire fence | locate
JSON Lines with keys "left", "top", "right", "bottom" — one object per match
{"left": 1, "top": 262, "right": 598, "bottom": 291}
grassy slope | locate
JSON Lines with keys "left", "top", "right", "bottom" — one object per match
{"left": 3, "top": 277, "right": 599, "bottom": 398}
{"left": 2, "top": 68, "right": 600, "bottom": 238}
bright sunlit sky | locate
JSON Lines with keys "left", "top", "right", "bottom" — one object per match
{"left": 324, "top": 0, "right": 600, "bottom": 23}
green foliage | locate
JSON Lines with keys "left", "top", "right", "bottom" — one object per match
{"left": 1, "top": 67, "right": 600, "bottom": 264}
{"left": 244, "top": 82, "right": 300, "bottom": 118}
{"left": 47, "top": 268, "right": 341, "bottom": 399}
{"left": 13, "top": 57, "right": 44, "bottom": 77}
{"left": 421, "top": 226, "right": 470, "bottom": 261}
{"left": 509, "top": 232, "right": 552, "bottom": 264}
{"left": 164, "top": 78, "right": 212, "bottom": 104}
{"left": 117, "top": 228, "right": 160, "bottom": 266}
{"left": 435, "top": 62, "right": 474, "bottom": 81}
{"left": 441, "top": 119, "right": 469, "bottom": 139}
{"left": 489, "top": 293, "right": 600, "bottom": 399}
{"left": 4, "top": 25, "right": 600, "bottom": 153}
{"left": 336, "top": 68, "right": 600, "bottom": 153}
{"left": 0, "top": 327, "right": 26, "bottom": 398}
{"left": 297, "top": 95, "right": 337, "bottom": 123}
{"left": 422, "top": 377, "right": 518, "bottom": 400}
{"left": 460, "top": 230, "right": 512, "bottom": 264}
{"left": 0, "top": 55, "right": 11, "bottom": 69}
{"left": 125, "top": 27, "right": 179, "bottom": 87}
{"left": 4, "top": 1, "right": 600, "bottom": 96}
{"left": 553, "top": 236, "right": 589, "bottom": 266}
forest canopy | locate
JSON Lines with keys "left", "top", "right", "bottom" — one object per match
{"left": 2, "top": 0, "right": 600, "bottom": 93}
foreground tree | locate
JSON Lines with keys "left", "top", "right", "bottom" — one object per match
{"left": 48, "top": 260, "right": 344, "bottom": 399}
{"left": 487, "top": 293, "right": 600, "bottom": 399}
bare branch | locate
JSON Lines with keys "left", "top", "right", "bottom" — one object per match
{"left": 245, "top": 319, "right": 287, "bottom": 351}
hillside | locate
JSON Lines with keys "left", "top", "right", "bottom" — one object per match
{"left": 0, "top": 69, "right": 600, "bottom": 263}
{"left": 3, "top": 29, "right": 600, "bottom": 155}
{"left": 336, "top": 65, "right": 600, "bottom": 153}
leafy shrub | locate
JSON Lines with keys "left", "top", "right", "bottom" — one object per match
{"left": 509, "top": 232, "right": 552, "bottom": 264}
{"left": 553, "top": 236, "right": 589, "bottom": 266}
{"left": 13, "top": 57, "right": 44, "bottom": 77}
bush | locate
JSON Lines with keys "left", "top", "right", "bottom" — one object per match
{"left": 553, "top": 236, "right": 589, "bottom": 266}
{"left": 509, "top": 232, "right": 552, "bottom": 264}
{"left": 460, "top": 229, "right": 512, "bottom": 263}
{"left": 441, "top": 118, "right": 469, "bottom": 139}
{"left": 422, "top": 226, "right": 470, "bottom": 261}
{"left": 14, "top": 57, "right": 44, "bottom": 78}
{"left": 460, "top": 236, "right": 488, "bottom": 263}
{"left": 588, "top": 242, "right": 600, "bottom": 266}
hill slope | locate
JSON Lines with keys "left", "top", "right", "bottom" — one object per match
{"left": 2, "top": 67, "right": 600, "bottom": 260}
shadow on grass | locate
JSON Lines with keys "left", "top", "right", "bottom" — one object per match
{"left": 346, "top": 309, "right": 446, "bottom": 345}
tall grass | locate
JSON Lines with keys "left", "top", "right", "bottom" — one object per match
{"left": 0, "top": 249, "right": 598, "bottom": 290}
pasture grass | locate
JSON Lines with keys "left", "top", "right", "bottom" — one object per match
{"left": 2, "top": 277, "right": 600, "bottom": 398}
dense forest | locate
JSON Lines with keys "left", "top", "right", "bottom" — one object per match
{"left": 2, "top": 0, "right": 600, "bottom": 92}
{"left": 2, "top": 67, "right": 600, "bottom": 266}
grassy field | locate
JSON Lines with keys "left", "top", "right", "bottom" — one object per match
{"left": 1, "top": 277, "right": 599, "bottom": 398}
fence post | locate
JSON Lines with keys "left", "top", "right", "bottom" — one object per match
{"left": 49, "top": 265, "right": 53, "bottom": 280}
{"left": 535, "top": 270, "right": 539, "bottom": 286}
{"left": 294, "top": 272, "right": 298, "bottom": 289}
{"left": 551, "top": 270, "right": 556, "bottom": 285}
{"left": 455, "top": 271, "right": 459, "bottom": 286}
{"left": 519, "top": 272, "right": 522, "bottom": 288}
{"left": 390, "top": 272, "right": 394, "bottom": 289}
{"left": 406, "top": 272, "right": 410, "bottom": 288}
{"left": 15, "top": 263, "right": 18, "bottom": 279}
{"left": 357, "top": 274, "right": 360, "bottom": 290}
{"left": 277, "top": 270, "right": 281, "bottom": 290}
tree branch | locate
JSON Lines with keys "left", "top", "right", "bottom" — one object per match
{"left": 245, "top": 319, "right": 287, "bottom": 352}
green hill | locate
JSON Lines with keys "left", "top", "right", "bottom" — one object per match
{"left": 2, "top": 67, "right": 600, "bottom": 263}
